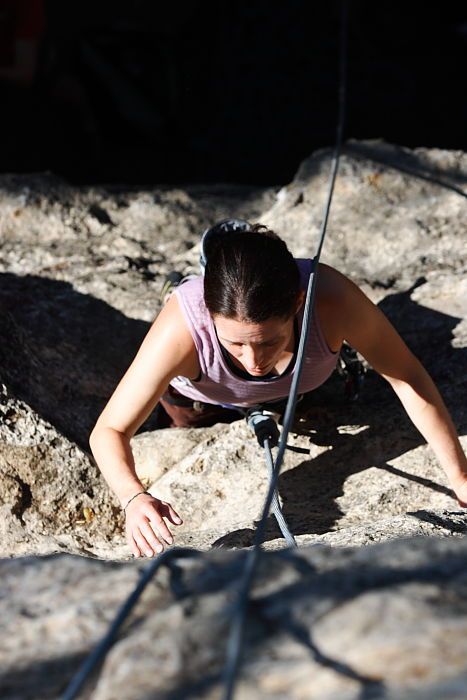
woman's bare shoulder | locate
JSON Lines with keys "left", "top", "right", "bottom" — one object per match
{"left": 313, "top": 263, "right": 350, "bottom": 351}
{"left": 315, "top": 262, "right": 355, "bottom": 314}
{"left": 315, "top": 262, "right": 351, "bottom": 301}
{"left": 144, "top": 294, "right": 200, "bottom": 380}
{"left": 91, "top": 294, "right": 199, "bottom": 438}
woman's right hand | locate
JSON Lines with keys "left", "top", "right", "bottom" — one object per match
{"left": 124, "top": 492, "right": 183, "bottom": 558}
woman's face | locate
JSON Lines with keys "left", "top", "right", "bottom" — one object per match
{"left": 213, "top": 313, "right": 296, "bottom": 376}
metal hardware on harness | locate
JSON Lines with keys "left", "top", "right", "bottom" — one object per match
{"left": 246, "top": 408, "right": 296, "bottom": 549}
{"left": 246, "top": 408, "right": 280, "bottom": 448}
{"left": 337, "top": 343, "right": 366, "bottom": 401}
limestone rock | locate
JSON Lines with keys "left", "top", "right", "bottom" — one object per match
{"left": 0, "top": 178, "right": 275, "bottom": 450}
{"left": 0, "top": 141, "right": 466, "bottom": 561}
{"left": 2, "top": 537, "right": 467, "bottom": 699}
{"left": 261, "top": 141, "right": 467, "bottom": 291}
{"left": 2, "top": 372, "right": 466, "bottom": 559}
{"left": 0, "top": 381, "right": 123, "bottom": 559}
{"left": 0, "top": 141, "right": 466, "bottom": 698}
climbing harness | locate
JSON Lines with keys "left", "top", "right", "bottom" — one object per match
{"left": 61, "top": 2, "right": 349, "bottom": 698}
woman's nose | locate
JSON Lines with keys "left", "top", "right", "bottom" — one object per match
{"left": 243, "top": 346, "right": 264, "bottom": 368}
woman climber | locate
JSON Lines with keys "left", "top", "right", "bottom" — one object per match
{"left": 89, "top": 219, "right": 467, "bottom": 558}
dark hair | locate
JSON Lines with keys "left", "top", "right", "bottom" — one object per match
{"left": 203, "top": 223, "right": 300, "bottom": 322}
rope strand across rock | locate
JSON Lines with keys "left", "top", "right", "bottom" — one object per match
{"left": 222, "top": 2, "right": 349, "bottom": 696}
{"left": 61, "top": 2, "right": 350, "bottom": 697}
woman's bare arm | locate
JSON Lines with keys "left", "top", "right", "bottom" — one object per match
{"left": 89, "top": 293, "right": 199, "bottom": 556}
{"left": 318, "top": 264, "right": 467, "bottom": 501}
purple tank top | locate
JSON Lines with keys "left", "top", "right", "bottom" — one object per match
{"left": 170, "top": 259, "right": 339, "bottom": 407}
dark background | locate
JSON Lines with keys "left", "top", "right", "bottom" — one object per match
{"left": 1, "top": 0, "right": 466, "bottom": 186}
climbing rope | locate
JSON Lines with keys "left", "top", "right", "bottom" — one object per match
{"left": 61, "top": 2, "right": 348, "bottom": 697}
{"left": 222, "top": 1, "right": 349, "bottom": 696}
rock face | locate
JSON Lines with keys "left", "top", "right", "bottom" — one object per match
{"left": 0, "top": 177, "right": 276, "bottom": 451}
{"left": 0, "top": 381, "right": 123, "bottom": 559}
{"left": 1, "top": 140, "right": 466, "bottom": 559}
{"left": 264, "top": 141, "right": 467, "bottom": 288}
{"left": 2, "top": 537, "right": 467, "bottom": 699}
{"left": 0, "top": 141, "right": 467, "bottom": 698}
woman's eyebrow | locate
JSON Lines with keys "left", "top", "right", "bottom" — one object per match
{"left": 219, "top": 335, "right": 281, "bottom": 345}
{"left": 218, "top": 336, "right": 239, "bottom": 344}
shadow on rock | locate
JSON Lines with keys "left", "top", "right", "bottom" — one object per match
{"left": 345, "top": 141, "right": 467, "bottom": 197}
{"left": 135, "top": 539, "right": 467, "bottom": 700}
{"left": 410, "top": 510, "right": 467, "bottom": 535}
{"left": 1, "top": 272, "right": 466, "bottom": 545}
{"left": 0, "top": 649, "right": 91, "bottom": 700}
{"left": 377, "top": 279, "right": 467, "bottom": 401}
{"left": 217, "top": 283, "right": 467, "bottom": 546}
{"left": 0, "top": 272, "right": 157, "bottom": 452}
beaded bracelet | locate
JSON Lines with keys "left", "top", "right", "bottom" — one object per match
{"left": 123, "top": 490, "right": 149, "bottom": 511}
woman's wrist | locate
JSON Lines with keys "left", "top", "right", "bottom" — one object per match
{"left": 437, "top": 439, "right": 467, "bottom": 487}
{"left": 118, "top": 480, "right": 147, "bottom": 509}
{"left": 449, "top": 468, "right": 467, "bottom": 490}
{"left": 123, "top": 490, "right": 150, "bottom": 511}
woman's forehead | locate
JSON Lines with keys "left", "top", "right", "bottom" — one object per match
{"left": 213, "top": 314, "right": 290, "bottom": 341}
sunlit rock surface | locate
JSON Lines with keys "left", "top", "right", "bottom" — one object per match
{"left": 0, "top": 141, "right": 466, "bottom": 698}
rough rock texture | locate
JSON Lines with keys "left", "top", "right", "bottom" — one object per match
{"left": 2, "top": 369, "right": 467, "bottom": 560}
{"left": 0, "top": 178, "right": 275, "bottom": 450}
{"left": 263, "top": 141, "right": 467, "bottom": 288}
{"left": 0, "top": 381, "right": 123, "bottom": 559}
{"left": 0, "top": 141, "right": 467, "bottom": 698}
{"left": 1, "top": 140, "right": 466, "bottom": 559}
{"left": 2, "top": 537, "right": 467, "bottom": 699}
